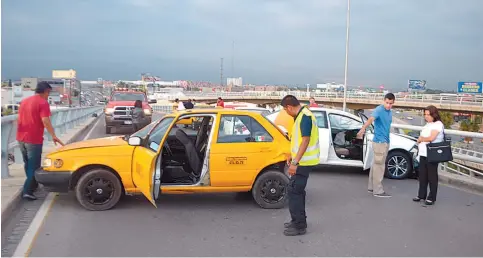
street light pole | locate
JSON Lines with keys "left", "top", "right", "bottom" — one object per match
{"left": 342, "top": 0, "right": 351, "bottom": 112}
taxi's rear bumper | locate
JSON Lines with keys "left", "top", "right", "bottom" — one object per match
{"left": 35, "top": 168, "right": 72, "bottom": 193}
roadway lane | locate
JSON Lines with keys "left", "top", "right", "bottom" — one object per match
{"left": 13, "top": 113, "right": 483, "bottom": 256}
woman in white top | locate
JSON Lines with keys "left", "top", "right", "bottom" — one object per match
{"left": 413, "top": 105, "right": 445, "bottom": 205}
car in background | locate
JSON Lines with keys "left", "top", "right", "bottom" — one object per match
{"left": 104, "top": 90, "right": 155, "bottom": 134}
{"left": 266, "top": 107, "right": 418, "bottom": 179}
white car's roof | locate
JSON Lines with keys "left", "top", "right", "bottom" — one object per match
{"left": 273, "top": 107, "right": 363, "bottom": 121}
{"left": 234, "top": 107, "right": 268, "bottom": 110}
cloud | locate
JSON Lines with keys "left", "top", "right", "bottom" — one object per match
{"left": 1, "top": 0, "right": 482, "bottom": 90}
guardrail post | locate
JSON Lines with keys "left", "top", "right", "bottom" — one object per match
{"left": 1, "top": 121, "right": 14, "bottom": 178}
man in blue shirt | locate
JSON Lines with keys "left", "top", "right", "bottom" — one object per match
{"left": 357, "top": 93, "right": 395, "bottom": 197}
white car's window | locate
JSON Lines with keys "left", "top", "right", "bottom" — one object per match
{"left": 328, "top": 114, "right": 362, "bottom": 130}
{"left": 311, "top": 111, "right": 328, "bottom": 128}
{"left": 218, "top": 115, "right": 273, "bottom": 143}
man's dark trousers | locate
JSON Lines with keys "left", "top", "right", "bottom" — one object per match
{"left": 288, "top": 165, "right": 313, "bottom": 228}
{"left": 19, "top": 142, "right": 42, "bottom": 195}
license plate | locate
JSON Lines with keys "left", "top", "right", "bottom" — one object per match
{"left": 124, "top": 121, "right": 132, "bottom": 125}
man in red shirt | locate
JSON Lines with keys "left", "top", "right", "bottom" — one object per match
{"left": 216, "top": 97, "right": 224, "bottom": 108}
{"left": 16, "top": 82, "right": 64, "bottom": 200}
{"left": 309, "top": 97, "right": 319, "bottom": 107}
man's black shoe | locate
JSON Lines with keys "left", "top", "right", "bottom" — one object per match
{"left": 22, "top": 193, "right": 37, "bottom": 200}
{"left": 284, "top": 226, "right": 306, "bottom": 236}
{"left": 284, "top": 221, "right": 307, "bottom": 229}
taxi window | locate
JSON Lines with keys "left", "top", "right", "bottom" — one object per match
{"left": 146, "top": 117, "right": 174, "bottom": 151}
{"left": 217, "top": 115, "right": 273, "bottom": 143}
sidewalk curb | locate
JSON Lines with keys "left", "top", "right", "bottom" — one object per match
{"left": 439, "top": 171, "right": 483, "bottom": 195}
{"left": 1, "top": 115, "right": 100, "bottom": 227}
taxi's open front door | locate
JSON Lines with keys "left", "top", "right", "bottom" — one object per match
{"left": 131, "top": 147, "right": 161, "bottom": 207}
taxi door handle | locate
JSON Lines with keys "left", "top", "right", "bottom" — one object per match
{"left": 260, "top": 147, "right": 272, "bottom": 152}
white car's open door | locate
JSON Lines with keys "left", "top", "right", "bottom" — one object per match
{"left": 359, "top": 112, "right": 374, "bottom": 170}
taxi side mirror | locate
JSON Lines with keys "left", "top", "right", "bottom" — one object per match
{"left": 128, "top": 136, "right": 142, "bottom": 146}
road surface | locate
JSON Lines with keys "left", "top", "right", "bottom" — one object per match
{"left": 2, "top": 113, "right": 483, "bottom": 257}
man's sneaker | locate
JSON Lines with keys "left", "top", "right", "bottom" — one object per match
{"left": 284, "top": 226, "right": 307, "bottom": 236}
{"left": 22, "top": 193, "right": 37, "bottom": 200}
{"left": 374, "top": 192, "right": 391, "bottom": 198}
{"left": 284, "top": 221, "right": 307, "bottom": 229}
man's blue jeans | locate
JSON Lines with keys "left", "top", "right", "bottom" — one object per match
{"left": 18, "top": 142, "right": 42, "bottom": 195}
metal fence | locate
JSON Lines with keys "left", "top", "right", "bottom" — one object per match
{"left": 1, "top": 106, "right": 103, "bottom": 178}
{"left": 182, "top": 91, "right": 483, "bottom": 106}
{"left": 392, "top": 123, "right": 483, "bottom": 179}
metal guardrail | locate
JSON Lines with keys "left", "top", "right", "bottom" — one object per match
{"left": 152, "top": 105, "right": 174, "bottom": 113}
{"left": 181, "top": 92, "right": 483, "bottom": 106}
{"left": 1, "top": 106, "right": 103, "bottom": 179}
{"left": 392, "top": 123, "right": 483, "bottom": 178}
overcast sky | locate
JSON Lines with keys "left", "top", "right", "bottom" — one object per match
{"left": 2, "top": 0, "right": 482, "bottom": 90}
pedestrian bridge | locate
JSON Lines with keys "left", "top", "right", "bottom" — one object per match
{"left": 175, "top": 92, "right": 483, "bottom": 114}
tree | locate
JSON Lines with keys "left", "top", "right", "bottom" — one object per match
{"left": 439, "top": 111, "right": 454, "bottom": 129}
{"left": 460, "top": 119, "right": 479, "bottom": 143}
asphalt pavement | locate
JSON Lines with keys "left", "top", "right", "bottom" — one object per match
{"left": 3, "top": 113, "right": 483, "bottom": 256}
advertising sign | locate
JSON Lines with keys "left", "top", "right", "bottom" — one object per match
{"left": 457, "top": 82, "right": 482, "bottom": 94}
{"left": 52, "top": 69, "right": 76, "bottom": 79}
{"left": 408, "top": 80, "right": 426, "bottom": 90}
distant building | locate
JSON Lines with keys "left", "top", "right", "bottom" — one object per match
{"left": 227, "top": 77, "right": 243, "bottom": 87}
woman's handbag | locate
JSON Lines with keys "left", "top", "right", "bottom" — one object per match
{"left": 426, "top": 129, "right": 453, "bottom": 163}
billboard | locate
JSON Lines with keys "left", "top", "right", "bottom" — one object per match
{"left": 52, "top": 69, "right": 76, "bottom": 79}
{"left": 457, "top": 82, "right": 482, "bottom": 94}
{"left": 408, "top": 80, "right": 426, "bottom": 90}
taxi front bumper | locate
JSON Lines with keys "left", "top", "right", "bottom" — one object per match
{"left": 35, "top": 168, "right": 72, "bottom": 193}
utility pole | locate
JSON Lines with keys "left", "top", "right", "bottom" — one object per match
{"left": 220, "top": 57, "right": 224, "bottom": 87}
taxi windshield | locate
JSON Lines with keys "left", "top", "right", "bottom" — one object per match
{"left": 111, "top": 93, "right": 146, "bottom": 102}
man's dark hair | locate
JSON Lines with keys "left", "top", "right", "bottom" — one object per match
{"left": 281, "top": 95, "right": 300, "bottom": 107}
{"left": 175, "top": 98, "right": 179, "bottom": 102}
{"left": 35, "top": 81, "right": 52, "bottom": 94}
{"left": 384, "top": 93, "right": 395, "bottom": 101}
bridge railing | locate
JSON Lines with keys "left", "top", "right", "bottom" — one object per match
{"left": 182, "top": 92, "right": 483, "bottom": 106}
{"left": 1, "top": 106, "right": 104, "bottom": 178}
{"left": 392, "top": 123, "right": 483, "bottom": 179}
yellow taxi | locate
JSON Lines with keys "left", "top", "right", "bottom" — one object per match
{"left": 35, "top": 109, "right": 291, "bottom": 211}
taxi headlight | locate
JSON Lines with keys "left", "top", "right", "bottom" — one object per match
{"left": 42, "top": 158, "right": 52, "bottom": 167}
{"left": 144, "top": 108, "right": 152, "bottom": 115}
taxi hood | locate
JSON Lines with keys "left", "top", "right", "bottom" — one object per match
{"left": 54, "top": 136, "right": 128, "bottom": 152}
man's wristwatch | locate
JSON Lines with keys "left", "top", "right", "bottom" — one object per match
{"left": 291, "top": 160, "right": 299, "bottom": 166}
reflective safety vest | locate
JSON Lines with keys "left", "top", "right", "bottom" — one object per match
{"left": 291, "top": 107, "right": 320, "bottom": 166}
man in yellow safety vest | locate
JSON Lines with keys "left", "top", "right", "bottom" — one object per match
{"left": 281, "top": 95, "right": 320, "bottom": 236}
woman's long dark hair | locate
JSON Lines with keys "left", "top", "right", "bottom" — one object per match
{"left": 134, "top": 100, "right": 142, "bottom": 108}
{"left": 424, "top": 105, "right": 441, "bottom": 122}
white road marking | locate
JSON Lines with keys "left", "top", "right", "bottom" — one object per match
{"left": 12, "top": 193, "right": 56, "bottom": 257}
{"left": 84, "top": 114, "right": 103, "bottom": 140}
{"left": 12, "top": 115, "right": 103, "bottom": 257}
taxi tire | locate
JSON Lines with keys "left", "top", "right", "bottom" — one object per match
{"left": 252, "top": 170, "right": 289, "bottom": 209}
{"left": 75, "top": 169, "right": 122, "bottom": 211}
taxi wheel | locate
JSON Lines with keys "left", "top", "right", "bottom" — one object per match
{"left": 75, "top": 169, "right": 122, "bottom": 211}
{"left": 252, "top": 170, "right": 289, "bottom": 209}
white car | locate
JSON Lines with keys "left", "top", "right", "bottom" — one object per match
{"left": 234, "top": 107, "right": 272, "bottom": 117}
{"left": 266, "top": 107, "right": 418, "bottom": 179}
